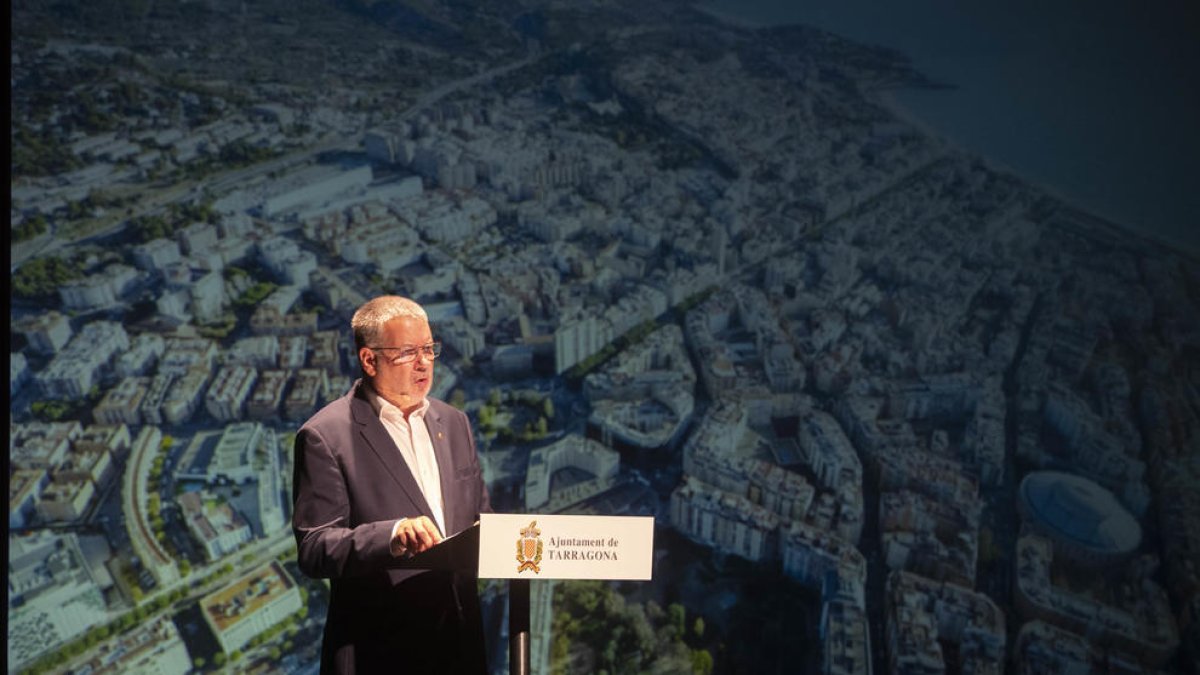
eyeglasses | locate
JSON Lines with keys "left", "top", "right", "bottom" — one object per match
{"left": 369, "top": 342, "right": 442, "bottom": 365}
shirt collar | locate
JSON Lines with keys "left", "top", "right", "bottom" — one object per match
{"left": 363, "top": 381, "right": 429, "bottom": 423}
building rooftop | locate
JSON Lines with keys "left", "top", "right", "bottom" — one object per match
{"left": 200, "top": 561, "right": 296, "bottom": 633}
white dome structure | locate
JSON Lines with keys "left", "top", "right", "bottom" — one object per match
{"left": 1017, "top": 470, "right": 1141, "bottom": 565}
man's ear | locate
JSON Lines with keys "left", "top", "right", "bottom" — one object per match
{"left": 359, "top": 347, "right": 377, "bottom": 377}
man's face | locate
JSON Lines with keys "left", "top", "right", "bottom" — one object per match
{"left": 359, "top": 316, "right": 435, "bottom": 413}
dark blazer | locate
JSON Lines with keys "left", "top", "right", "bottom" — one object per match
{"left": 292, "top": 379, "right": 490, "bottom": 674}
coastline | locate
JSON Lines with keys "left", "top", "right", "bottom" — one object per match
{"left": 696, "top": 0, "right": 1200, "bottom": 260}
{"left": 872, "top": 85, "right": 1199, "bottom": 261}
{"left": 691, "top": 3, "right": 762, "bottom": 31}
{"left": 695, "top": 1, "right": 1199, "bottom": 262}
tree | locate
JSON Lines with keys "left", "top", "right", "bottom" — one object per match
{"left": 543, "top": 397, "right": 555, "bottom": 419}
{"left": 693, "top": 616, "right": 705, "bottom": 639}
{"left": 13, "top": 214, "right": 49, "bottom": 242}
{"left": 236, "top": 281, "right": 278, "bottom": 307}
{"left": 646, "top": 600, "right": 665, "bottom": 622}
{"left": 128, "top": 213, "right": 172, "bottom": 242}
{"left": 551, "top": 633, "right": 570, "bottom": 672}
{"left": 668, "top": 603, "right": 686, "bottom": 637}
{"left": 13, "top": 256, "right": 81, "bottom": 299}
{"left": 65, "top": 198, "right": 91, "bottom": 221}
{"left": 193, "top": 656, "right": 206, "bottom": 669}
{"left": 31, "top": 400, "right": 77, "bottom": 422}
{"left": 12, "top": 124, "right": 80, "bottom": 177}
{"left": 691, "top": 648, "right": 714, "bottom": 675}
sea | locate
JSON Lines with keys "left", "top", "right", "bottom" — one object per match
{"left": 701, "top": 0, "right": 1200, "bottom": 257}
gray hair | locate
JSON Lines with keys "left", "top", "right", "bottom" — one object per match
{"left": 351, "top": 296, "right": 428, "bottom": 349}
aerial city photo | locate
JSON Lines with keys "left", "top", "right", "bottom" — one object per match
{"left": 8, "top": 0, "right": 1200, "bottom": 673}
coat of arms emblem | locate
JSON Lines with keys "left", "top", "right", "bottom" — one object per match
{"left": 516, "top": 520, "right": 542, "bottom": 574}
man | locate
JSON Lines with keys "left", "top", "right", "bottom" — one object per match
{"left": 293, "top": 296, "right": 490, "bottom": 674}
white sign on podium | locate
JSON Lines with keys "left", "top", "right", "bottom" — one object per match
{"left": 477, "top": 513, "right": 654, "bottom": 580}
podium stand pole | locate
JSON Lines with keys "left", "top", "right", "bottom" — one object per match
{"left": 508, "top": 578, "right": 531, "bottom": 675}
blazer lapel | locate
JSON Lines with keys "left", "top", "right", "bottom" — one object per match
{"left": 425, "top": 405, "right": 458, "bottom": 534}
{"left": 349, "top": 384, "right": 433, "bottom": 519}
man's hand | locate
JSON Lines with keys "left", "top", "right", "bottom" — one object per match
{"left": 390, "top": 516, "right": 443, "bottom": 557}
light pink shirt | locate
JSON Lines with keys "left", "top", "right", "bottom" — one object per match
{"left": 365, "top": 387, "right": 446, "bottom": 546}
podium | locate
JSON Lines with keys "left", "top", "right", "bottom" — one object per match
{"left": 394, "top": 514, "right": 654, "bottom": 674}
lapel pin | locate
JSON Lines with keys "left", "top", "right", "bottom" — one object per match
{"left": 437, "top": 432, "right": 444, "bottom": 439}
